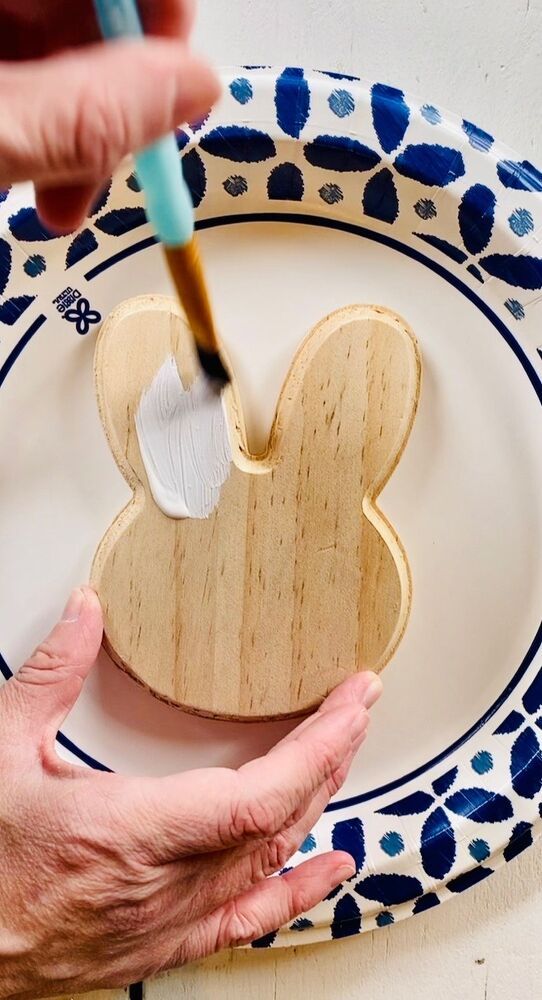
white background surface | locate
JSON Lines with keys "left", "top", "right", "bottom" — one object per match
{"left": 70, "top": 1, "right": 542, "bottom": 997}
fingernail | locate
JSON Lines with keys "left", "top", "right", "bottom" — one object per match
{"left": 334, "top": 863, "right": 356, "bottom": 884}
{"left": 364, "top": 675, "right": 383, "bottom": 710}
{"left": 61, "top": 587, "right": 84, "bottom": 623}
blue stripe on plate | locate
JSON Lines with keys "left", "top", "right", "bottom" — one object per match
{"left": 86, "top": 211, "right": 542, "bottom": 406}
{"left": 0, "top": 314, "right": 46, "bottom": 387}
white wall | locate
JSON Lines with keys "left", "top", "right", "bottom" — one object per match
{"left": 195, "top": 0, "right": 542, "bottom": 155}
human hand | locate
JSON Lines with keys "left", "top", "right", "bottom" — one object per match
{"left": 0, "top": 587, "right": 381, "bottom": 998}
{"left": 0, "top": 0, "right": 219, "bottom": 231}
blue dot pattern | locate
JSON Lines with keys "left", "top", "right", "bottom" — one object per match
{"left": 505, "top": 298, "right": 526, "bottom": 320}
{"left": 421, "top": 104, "right": 442, "bottom": 125}
{"left": 328, "top": 89, "right": 355, "bottom": 118}
{"left": 319, "top": 182, "right": 344, "bottom": 204}
{"left": 379, "top": 831, "right": 405, "bottom": 856}
{"left": 471, "top": 750, "right": 494, "bottom": 775}
{"left": 23, "top": 254, "right": 46, "bottom": 277}
{"left": 469, "top": 838, "right": 491, "bottom": 862}
{"left": 299, "top": 833, "right": 317, "bottom": 854}
{"left": 223, "top": 175, "right": 248, "bottom": 197}
{"left": 509, "top": 208, "right": 534, "bottom": 237}
{"left": 414, "top": 198, "right": 437, "bottom": 220}
{"left": 230, "top": 77, "right": 254, "bottom": 104}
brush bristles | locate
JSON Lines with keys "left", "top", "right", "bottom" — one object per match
{"left": 164, "top": 240, "right": 230, "bottom": 391}
{"left": 196, "top": 346, "right": 231, "bottom": 390}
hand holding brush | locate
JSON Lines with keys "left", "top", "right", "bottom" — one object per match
{"left": 94, "top": 0, "right": 231, "bottom": 390}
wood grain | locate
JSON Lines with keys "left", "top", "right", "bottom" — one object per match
{"left": 91, "top": 295, "right": 420, "bottom": 720}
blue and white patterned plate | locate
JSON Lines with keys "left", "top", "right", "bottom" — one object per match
{"left": 1, "top": 67, "right": 542, "bottom": 946}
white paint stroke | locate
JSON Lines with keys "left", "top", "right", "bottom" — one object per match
{"left": 135, "top": 355, "right": 232, "bottom": 519}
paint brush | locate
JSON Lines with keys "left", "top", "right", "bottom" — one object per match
{"left": 93, "top": 0, "right": 230, "bottom": 391}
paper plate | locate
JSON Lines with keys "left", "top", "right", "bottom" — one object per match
{"left": 1, "top": 67, "right": 542, "bottom": 946}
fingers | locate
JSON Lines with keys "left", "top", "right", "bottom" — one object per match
{"left": 83, "top": 776, "right": 358, "bottom": 985}
{"left": 35, "top": 183, "right": 100, "bottom": 234}
{"left": 0, "top": 0, "right": 195, "bottom": 61}
{"left": 0, "top": 1, "right": 101, "bottom": 60}
{"left": 227, "top": 681, "right": 375, "bottom": 886}
{"left": 133, "top": 681, "right": 373, "bottom": 931}
{"left": 79, "top": 685, "right": 371, "bottom": 981}
{"left": 0, "top": 39, "right": 220, "bottom": 191}
{"left": 275, "top": 671, "right": 382, "bottom": 749}
{"left": 5, "top": 587, "right": 103, "bottom": 748}
{"left": 140, "top": 0, "right": 196, "bottom": 38}
{"left": 125, "top": 674, "right": 376, "bottom": 862}
{"left": 173, "top": 710, "right": 369, "bottom": 920}
{"left": 184, "top": 852, "right": 355, "bottom": 959}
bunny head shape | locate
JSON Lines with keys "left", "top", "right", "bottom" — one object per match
{"left": 91, "top": 295, "right": 421, "bottom": 721}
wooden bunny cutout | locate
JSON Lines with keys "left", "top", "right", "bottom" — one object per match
{"left": 91, "top": 295, "right": 421, "bottom": 721}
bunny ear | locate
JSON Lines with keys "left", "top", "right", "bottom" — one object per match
{"left": 360, "top": 312, "right": 422, "bottom": 499}
{"left": 135, "top": 357, "right": 232, "bottom": 519}
{"left": 93, "top": 294, "right": 201, "bottom": 500}
{"left": 266, "top": 305, "right": 420, "bottom": 504}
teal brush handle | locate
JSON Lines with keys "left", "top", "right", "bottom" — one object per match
{"left": 93, "top": 0, "right": 194, "bottom": 246}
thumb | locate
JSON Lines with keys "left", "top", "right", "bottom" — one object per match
{"left": 0, "top": 38, "right": 220, "bottom": 216}
{"left": 9, "top": 586, "right": 103, "bottom": 739}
